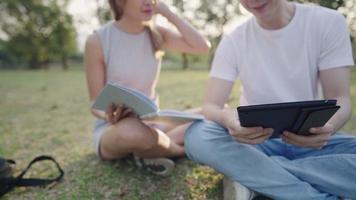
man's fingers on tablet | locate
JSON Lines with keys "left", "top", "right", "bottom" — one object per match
{"left": 250, "top": 134, "right": 271, "bottom": 144}
{"left": 243, "top": 131, "right": 265, "bottom": 140}
{"left": 227, "top": 124, "right": 240, "bottom": 133}
{"left": 234, "top": 133, "right": 271, "bottom": 145}
{"left": 283, "top": 131, "right": 307, "bottom": 143}
{"left": 311, "top": 132, "right": 330, "bottom": 142}
{"left": 281, "top": 135, "right": 304, "bottom": 147}
{"left": 244, "top": 129, "right": 272, "bottom": 140}
{"left": 234, "top": 137, "right": 259, "bottom": 145}
{"left": 309, "top": 125, "right": 334, "bottom": 134}
{"left": 238, "top": 127, "right": 263, "bottom": 136}
{"left": 282, "top": 132, "right": 328, "bottom": 149}
{"left": 263, "top": 128, "right": 274, "bottom": 135}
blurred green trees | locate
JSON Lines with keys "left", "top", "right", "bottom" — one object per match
{"left": 170, "top": 0, "right": 241, "bottom": 69}
{"left": 299, "top": 0, "right": 356, "bottom": 58}
{"left": 0, "top": 0, "right": 354, "bottom": 70}
{"left": 95, "top": 0, "right": 111, "bottom": 25}
{"left": 0, "top": 39, "right": 14, "bottom": 67}
{"left": 0, "top": 0, "right": 77, "bottom": 69}
{"left": 168, "top": 0, "right": 355, "bottom": 69}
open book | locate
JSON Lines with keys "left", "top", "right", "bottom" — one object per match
{"left": 92, "top": 83, "right": 204, "bottom": 125}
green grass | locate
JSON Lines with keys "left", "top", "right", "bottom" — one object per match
{"left": 0, "top": 67, "right": 355, "bottom": 199}
{"left": 0, "top": 68, "right": 230, "bottom": 200}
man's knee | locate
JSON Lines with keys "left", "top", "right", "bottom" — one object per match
{"left": 184, "top": 120, "right": 224, "bottom": 162}
{"left": 185, "top": 121, "right": 205, "bottom": 145}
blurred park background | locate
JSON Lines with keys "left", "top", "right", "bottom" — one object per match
{"left": 0, "top": 0, "right": 356, "bottom": 199}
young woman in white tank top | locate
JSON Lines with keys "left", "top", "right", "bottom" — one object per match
{"left": 84, "top": 0, "right": 210, "bottom": 176}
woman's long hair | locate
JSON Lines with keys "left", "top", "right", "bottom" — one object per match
{"left": 109, "top": 0, "right": 164, "bottom": 58}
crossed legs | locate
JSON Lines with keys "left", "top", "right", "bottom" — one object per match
{"left": 185, "top": 120, "right": 356, "bottom": 200}
{"left": 99, "top": 116, "right": 189, "bottom": 160}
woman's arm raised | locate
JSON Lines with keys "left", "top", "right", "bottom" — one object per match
{"left": 155, "top": 2, "right": 211, "bottom": 54}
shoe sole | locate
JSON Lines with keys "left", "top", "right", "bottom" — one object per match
{"left": 145, "top": 158, "right": 175, "bottom": 177}
{"left": 223, "top": 176, "right": 255, "bottom": 200}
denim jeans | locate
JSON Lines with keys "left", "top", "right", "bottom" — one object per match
{"left": 184, "top": 120, "right": 356, "bottom": 200}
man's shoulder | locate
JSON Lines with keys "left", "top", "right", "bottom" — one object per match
{"left": 298, "top": 3, "right": 343, "bottom": 23}
{"left": 225, "top": 17, "right": 254, "bottom": 40}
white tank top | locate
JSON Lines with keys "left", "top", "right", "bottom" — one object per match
{"left": 95, "top": 21, "right": 161, "bottom": 99}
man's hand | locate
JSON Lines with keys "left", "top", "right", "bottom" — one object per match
{"left": 281, "top": 123, "right": 335, "bottom": 149}
{"left": 106, "top": 103, "right": 136, "bottom": 124}
{"left": 223, "top": 109, "right": 273, "bottom": 145}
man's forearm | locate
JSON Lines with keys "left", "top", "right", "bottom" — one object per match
{"left": 329, "top": 96, "right": 352, "bottom": 132}
{"left": 202, "top": 104, "right": 234, "bottom": 128}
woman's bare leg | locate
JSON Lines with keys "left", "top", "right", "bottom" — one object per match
{"left": 99, "top": 117, "right": 184, "bottom": 160}
{"left": 153, "top": 107, "right": 203, "bottom": 146}
{"left": 134, "top": 127, "right": 185, "bottom": 158}
{"left": 164, "top": 123, "right": 192, "bottom": 146}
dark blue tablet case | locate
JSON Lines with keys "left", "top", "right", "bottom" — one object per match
{"left": 237, "top": 100, "right": 339, "bottom": 138}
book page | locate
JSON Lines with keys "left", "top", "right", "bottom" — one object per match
{"left": 141, "top": 109, "right": 204, "bottom": 125}
{"left": 116, "top": 84, "right": 157, "bottom": 109}
{"left": 92, "top": 83, "right": 158, "bottom": 116}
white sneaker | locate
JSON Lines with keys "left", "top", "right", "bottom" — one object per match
{"left": 224, "top": 176, "right": 256, "bottom": 200}
{"left": 134, "top": 156, "right": 175, "bottom": 177}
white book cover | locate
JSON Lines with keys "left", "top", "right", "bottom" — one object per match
{"left": 92, "top": 83, "right": 204, "bottom": 124}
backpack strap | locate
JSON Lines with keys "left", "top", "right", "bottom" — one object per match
{"left": 0, "top": 155, "right": 64, "bottom": 197}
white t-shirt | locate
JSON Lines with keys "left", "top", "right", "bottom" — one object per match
{"left": 210, "top": 3, "right": 354, "bottom": 106}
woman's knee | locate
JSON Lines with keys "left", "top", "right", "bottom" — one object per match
{"left": 105, "top": 117, "right": 158, "bottom": 150}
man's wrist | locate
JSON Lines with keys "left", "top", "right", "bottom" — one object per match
{"left": 221, "top": 108, "right": 235, "bottom": 128}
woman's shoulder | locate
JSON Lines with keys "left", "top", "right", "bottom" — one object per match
{"left": 95, "top": 21, "right": 115, "bottom": 35}
{"left": 86, "top": 33, "right": 101, "bottom": 48}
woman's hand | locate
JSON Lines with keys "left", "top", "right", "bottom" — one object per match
{"left": 154, "top": 1, "right": 171, "bottom": 17}
{"left": 106, "top": 103, "right": 136, "bottom": 124}
{"left": 153, "top": 1, "right": 210, "bottom": 54}
{"left": 282, "top": 123, "right": 335, "bottom": 149}
{"left": 223, "top": 109, "right": 273, "bottom": 145}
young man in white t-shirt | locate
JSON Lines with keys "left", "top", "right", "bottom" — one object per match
{"left": 185, "top": 0, "right": 356, "bottom": 199}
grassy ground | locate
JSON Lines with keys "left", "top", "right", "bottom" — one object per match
{"left": 0, "top": 67, "right": 356, "bottom": 200}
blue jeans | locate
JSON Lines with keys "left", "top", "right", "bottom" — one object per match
{"left": 185, "top": 120, "right": 356, "bottom": 200}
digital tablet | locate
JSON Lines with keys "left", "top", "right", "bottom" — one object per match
{"left": 237, "top": 100, "right": 339, "bottom": 138}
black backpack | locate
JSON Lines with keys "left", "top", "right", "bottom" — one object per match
{"left": 0, "top": 155, "right": 64, "bottom": 197}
